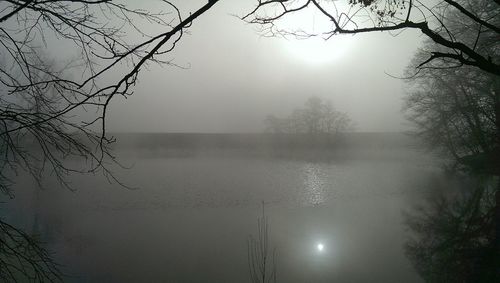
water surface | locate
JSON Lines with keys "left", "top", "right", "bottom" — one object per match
{"left": 5, "top": 133, "right": 447, "bottom": 282}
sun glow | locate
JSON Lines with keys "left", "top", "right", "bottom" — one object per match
{"left": 284, "top": 36, "right": 353, "bottom": 65}
{"left": 317, "top": 243, "right": 325, "bottom": 252}
{"left": 278, "top": 3, "right": 354, "bottom": 65}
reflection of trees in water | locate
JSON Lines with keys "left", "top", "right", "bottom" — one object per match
{"left": 404, "top": 175, "right": 497, "bottom": 282}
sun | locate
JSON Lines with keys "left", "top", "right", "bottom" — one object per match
{"left": 277, "top": 2, "right": 354, "bottom": 65}
{"left": 317, "top": 243, "right": 325, "bottom": 252}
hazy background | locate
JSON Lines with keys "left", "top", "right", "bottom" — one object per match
{"left": 106, "top": 0, "right": 422, "bottom": 133}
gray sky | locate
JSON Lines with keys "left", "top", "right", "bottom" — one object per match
{"left": 106, "top": 0, "right": 423, "bottom": 133}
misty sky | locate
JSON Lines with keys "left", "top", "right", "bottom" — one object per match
{"left": 106, "top": 0, "right": 423, "bottom": 133}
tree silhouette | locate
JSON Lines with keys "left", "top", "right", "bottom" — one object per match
{"left": 404, "top": 44, "right": 498, "bottom": 170}
{"left": 264, "top": 97, "right": 353, "bottom": 134}
{"left": 248, "top": 203, "right": 277, "bottom": 283}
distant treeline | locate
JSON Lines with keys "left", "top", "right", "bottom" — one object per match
{"left": 111, "top": 132, "right": 417, "bottom": 151}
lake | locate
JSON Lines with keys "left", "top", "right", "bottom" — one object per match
{"left": 3, "top": 133, "right": 452, "bottom": 282}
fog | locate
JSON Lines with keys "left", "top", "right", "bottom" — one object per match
{"left": 106, "top": 0, "right": 421, "bottom": 133}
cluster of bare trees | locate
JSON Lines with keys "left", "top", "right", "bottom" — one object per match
{"left": 404, "top": 52, "right": 499, "bottom": 168}
{"left": 264, "top": 97, "right": 353, "bottom": 134}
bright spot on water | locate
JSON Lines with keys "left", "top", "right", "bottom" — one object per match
{"left": 317, "top": 243, "right": 324, "bottom": 252}
{"left": 303, "top": 163, "right": 326, "bottom": 205}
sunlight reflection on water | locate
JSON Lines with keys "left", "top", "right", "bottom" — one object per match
{"left": 302, "top": 163, "right": 328, "bottom": 206}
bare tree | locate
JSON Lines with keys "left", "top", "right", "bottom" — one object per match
{"left": 248, "top": 203, "right": 277, "bottom": 283}
{"left": 404, "top": 49, "right": 498, "bottom": 167}
{"left": 264, "top": 97, "right": 353, "bottom": 134}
